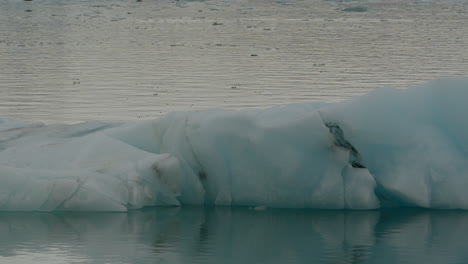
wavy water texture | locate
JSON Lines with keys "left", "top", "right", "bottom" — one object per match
{"left": 0, "top": 78, "right": 467, "bottom": 211}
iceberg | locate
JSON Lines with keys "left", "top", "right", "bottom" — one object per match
{"left": 0, "top": 78, "right": 467, "bottom": 211}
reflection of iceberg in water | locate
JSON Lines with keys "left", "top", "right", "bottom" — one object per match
{"left": 0, "top": 78, "right": 468, "bottom": 211}
{"left": 1, "top": 209, "right": 468, "bottom": 264}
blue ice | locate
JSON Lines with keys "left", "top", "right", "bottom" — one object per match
{"left": 0, "top": 78, "right": 467, "bottom": 211}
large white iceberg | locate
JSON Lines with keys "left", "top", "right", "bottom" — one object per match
{"left": 0, "top": 78, "right": 467, "bottom": 211}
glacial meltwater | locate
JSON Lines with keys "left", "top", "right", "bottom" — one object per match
{"left": 1, "top": 0, "right": 468, "bottom": 263}
{"left": 1, "top": 208, "right": 468, "bottom": 264}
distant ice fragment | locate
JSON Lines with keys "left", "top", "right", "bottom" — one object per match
{"left": 253, "top": 205, "right": 268, "bottom": 211}
{"left": 342, "top": 6, "right": 368, "bottom": 12}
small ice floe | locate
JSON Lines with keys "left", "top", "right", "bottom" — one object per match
{"left": 253, "top": 206, "right": 268, "bottom": 211}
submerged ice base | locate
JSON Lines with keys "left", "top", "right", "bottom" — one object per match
{"left": 0, "top": 78, "right": 467, "bottom": 211}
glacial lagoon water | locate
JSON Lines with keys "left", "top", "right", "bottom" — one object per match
{"left": 2, "top": 208, "right": 468, "bottom": 264}
{"left": 1, "top": 0, "right": 467, "bottom": 123}
{"left": 1, "top": 0, "right": 468, "bottom": 263}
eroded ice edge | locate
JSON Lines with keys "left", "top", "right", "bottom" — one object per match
{"left": 1, "top": 78, "right": 467, "bottom": 211}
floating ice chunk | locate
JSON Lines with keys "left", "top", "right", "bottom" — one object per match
{"left": 0, "top": 78, "right": 467, "bottom": 211}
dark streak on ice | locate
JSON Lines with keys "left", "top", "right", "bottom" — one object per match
{"left": 54, "top": 177, "right": 86, "bottom": 211}
{"left": 324, "top": 122, "right": 366, "bottom": 169}
{"left": 184, "top": 116, "right": 209, "bottom": 194}
{"left": 350, "top": 161, "right": 366, "bottom": 169}
{"left": 325, "top": 122, "right": 357, "bottom": 152}
{"left": 198, "top": 171, "right": 207, "bottom": 180}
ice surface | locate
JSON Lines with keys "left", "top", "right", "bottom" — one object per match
{"left": 0, "top": 78, "right": 467, "bottom": 211}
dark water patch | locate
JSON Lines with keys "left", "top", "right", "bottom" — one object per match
{"left": 342, "top": 6, "right": 368, "bottom": 12}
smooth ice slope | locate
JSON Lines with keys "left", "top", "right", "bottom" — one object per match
{"left": 0, "top": 78, "right": 467, "bottom": 211}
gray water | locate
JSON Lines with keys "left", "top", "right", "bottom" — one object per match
{"left": 1, "top": 208, "right": 468, "bottom": 264}
{"left": 1, "top": 0, "right": 467, "bottom": 123}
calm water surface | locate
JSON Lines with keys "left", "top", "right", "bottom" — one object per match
{"left": 1, "top": 208, "right": 468, "bottom": 264}
{"left": 1, "top": 0, "right": 467, "bottom": 123}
